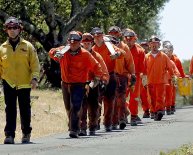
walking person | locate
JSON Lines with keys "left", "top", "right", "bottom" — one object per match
{"left": 144, "top": 35, "right": 175, "bottom": 121}
{"left": 107, "top": 26, "right": 135, "bottom": 130}
{"left": 79, "top": 33, "right": 109, "bottom": 136}
{"left": 123, "top": 28, "right": 145, "bottom": 126}
{"left": 49, "top": 31, "right": 103, "bottom": 138}
{"left": 0, "top": 17, "right": 40, "bottom": 144}
{"left": 91, "top": 27, "right": 125, "bottom": 131}
{"left": 162, "top": 41, "right": 186, "bottom": 113}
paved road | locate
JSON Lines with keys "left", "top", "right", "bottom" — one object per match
{"left": 1, "top": 106, "right": 193, "bottom": 155}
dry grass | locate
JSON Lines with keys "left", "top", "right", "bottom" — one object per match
{"left": 0, "top": 89, "right": 68, "bottom": 143}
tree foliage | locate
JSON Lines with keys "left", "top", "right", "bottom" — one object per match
{"left": 0, "top": 0, "right": 169, "bottom": 87}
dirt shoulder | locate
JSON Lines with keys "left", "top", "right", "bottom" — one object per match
{"left": 0, "top": 89, "right": 68, "bottom": 143}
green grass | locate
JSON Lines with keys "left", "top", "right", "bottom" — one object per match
{"left": 160, "top": 144, "right": 193, "bottom": 155}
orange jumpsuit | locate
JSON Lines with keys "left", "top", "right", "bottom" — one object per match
{"left": 145, "top": 51, "right": 174, "bottom": 113}
{"left": 140, "top": 84, "right": 150, "bottom": 113}
{"left": 112, "top": 41, "right": 135, "bottom": 127}
{"left": 128, "top": 43, "right": 145, "bottom": 117}
{"left": 80, "top": 50, "right": 109, "bottom": 132}
{"left": 170, "top": 54, "right": 185, "bottom": 107}
{"left": 189, "top": 56, "right": 193, "bottom": 75}
{"left": 92, "top": 42, "right": 125, "bottom": 128}
{"left": 165, "top": 60, "right": 180, "bottom": 110}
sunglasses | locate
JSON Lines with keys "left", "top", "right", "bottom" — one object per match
{"left": 7, "top": 26, "right": 20, "bottom": 30}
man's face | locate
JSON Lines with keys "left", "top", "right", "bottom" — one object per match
{"left": 82, "top": 42, "right": 93, "bottom": 51}
{"left": 124, "top": 36, "right": 136, "bottom": 47}
{"left": 93, "top": 33, "right": 103, "bottom": 44}
{"left": 6, "top": 26, "right": 20, "bottom": 39}
{"left": 108, "top": 31, "right": 120, "bottom": 38}
{"left": 149, "top": 41, "right": 160, "bottom": 53}
{"left": 68, "top": 40, "right": 81, "bottom": 51}
{"left": 164, "top": 49, "right": 173, "bottom": 58}
{"left": 141, "top": 44, "right": 150, "bottom": 54}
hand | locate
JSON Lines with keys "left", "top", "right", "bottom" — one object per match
{"left": 85, "top": 84, "right": 90, "bottom": 96}
{"left": 110, "top": 52, "right": 120, "bottom": 59}
{"left": 129, "top": 74, "right": 136, "bottom": 87}
{"left": 31, "top": 79, "right": 38, "bottom": 89}
{"left": 130, "top": 85, "right": 135, "bottom": 92}
{"left": 141, "top": 75, "right": 148, "bottom": 86}
{"left": 99, "top": 81, "right": 107, "bottom": 95}
{"left": 171, "top": 75, "right": 178, "bottom": 87}
{"left": 89, "top": 77, "right": 100, "bottom": 89}
{"left": 54, "top": 50, "right": 63, "bottom": 59}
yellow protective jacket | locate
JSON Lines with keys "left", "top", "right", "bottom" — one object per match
{"left": 0, "top": 38, "right": 40, "bottom": 89}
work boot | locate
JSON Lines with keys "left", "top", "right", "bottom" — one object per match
{"left": 89, "top": 130, "right": 96, "bottom": 136}
{"left": 105, "top": 126, "right": 112, "bottom": 132}
{"left": 78, "top": 130, "right": 87, "bottom": 136}
{"left": 171, "top": 106, "right": 175, "bottom": 114}
{"left": 112, "top": 125, "right": 118, "bottom": 130}
{"left": 136, "top": 115, "right": 143, "bottom": 124}
{"left": 143, "top": 110, "right": 150, "bottom": 118}
{"left": 119, "top": 121, "right": 126, "bottom": 130}
{"left": 4, "top": 136, "right": 14, "bottom": 144}
{"left": 22, "top": 134, "right": 31, "bottom": 144}
{"left": 166, "top": 109, "right": 171, "bottom": 115}
{"left": 69, "top": 131, "right": 79, "bottom": 138}
{"left": 150, "top": 112, "right": 155, "bottom": 119}
{"left": 154, "top": 111, "right": 163, "bottom": 121}
{"left": 130, "top": 116, "right": 137, "bottom": 126}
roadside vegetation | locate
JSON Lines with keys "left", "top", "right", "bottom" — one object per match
{"left": 160, "top": 144, "right": 193, "bottom": 155}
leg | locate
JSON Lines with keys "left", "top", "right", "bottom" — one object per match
{"left": 3, "top": 80, "right": 17, "bottom": 143}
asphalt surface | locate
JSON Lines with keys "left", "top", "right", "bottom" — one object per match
{"left": 1, "top": 106, "right": 193, "bottom": 155}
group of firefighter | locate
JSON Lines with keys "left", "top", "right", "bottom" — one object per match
{"left": 49, "top": 26, "right": 192, "bottom": 138}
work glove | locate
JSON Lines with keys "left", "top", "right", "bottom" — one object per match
{"left": 99, "top": 81, "right": 107, "bottom": 95}
{"left": 141, "top": 75, "right": 148, "bottom": 87}
{"left": 128, "top": 74, "right": 136, "bottom": 92}
{"left": 171, "top": 75, "right": 178, "bottom": 87}
{"left": 85, "top": 84, "right": 90, "bottom": 96}
{"left": 54, "top": 49, "right": 63, "bottom": 59}
{"left": 110, "top": 52, "right": 121, "bottom": 59}
{"left": 129, "top": 74, "right": 136, "bottom": 87}
{"left": 89, "top": 77, "right": 100, "bottom": 89}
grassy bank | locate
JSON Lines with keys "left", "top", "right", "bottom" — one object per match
{"left": 160, "top": 144, "right": 193, "bottom": 155}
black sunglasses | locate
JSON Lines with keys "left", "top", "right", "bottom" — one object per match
{"left": 7, "top": 26, "right": 20, "bottom": 30}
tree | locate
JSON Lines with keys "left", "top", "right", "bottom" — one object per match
{"left": 0, "top": 0, "right": 169, "bottom": 87}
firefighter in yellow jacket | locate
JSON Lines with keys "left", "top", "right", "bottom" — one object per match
{"left": 0, "top": 17, "right": 40, "bottom": 144}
